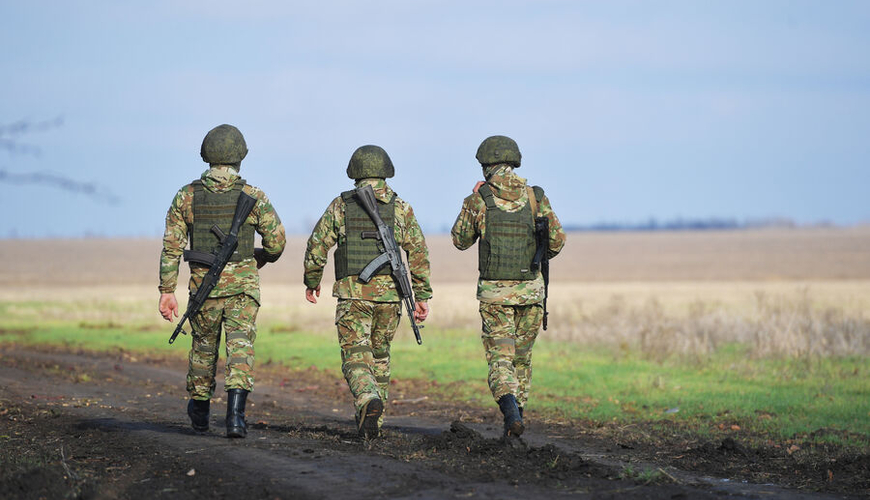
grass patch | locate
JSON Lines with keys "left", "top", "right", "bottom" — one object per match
{"left": 2, "top": 322, "right": 868, "bottom": 449}
{"left": 619, "top": 465, "right": 669, "bottom": 484}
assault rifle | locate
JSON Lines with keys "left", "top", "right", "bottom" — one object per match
{"left": 355, "top": 184, "right": 424, "bottom": 345}
{"left": 168, "top": 192, "right": 258, "bottom": 345}
{"left": 532, "top": 216, "right": 550, "bottom": 330}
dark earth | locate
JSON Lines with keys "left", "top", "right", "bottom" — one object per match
{"left": 0, "top": 344, "right": 866, "bottom": 499}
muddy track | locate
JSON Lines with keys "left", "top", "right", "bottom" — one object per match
{"left": 0, "top": 345, "right": 861, "bottom": 499}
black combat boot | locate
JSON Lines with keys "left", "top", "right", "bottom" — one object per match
{"left": 358, "top": 398, "right": 384, "bottom": 440}
{"left": 187, "top": 399, "right": 210, "bottom": 432}
{"left": 226, "top": 389, "right": 249, "bottom": 438}
{"left": 498, "top": 394, "right": 524, "bottom": 437}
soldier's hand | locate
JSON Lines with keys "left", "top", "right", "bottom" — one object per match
{"left": 305, "top": 285, "right": 321, "bottom": 304}
{"left": 159, "top": 293, "right": 179, "bottom": 322}
{"left": 414, "top": 301, "right": 429, "bottom": 322}
{"left": 254, "top": 248, "right": 268, "bottom": 269}
{"left": 473, "top": 181, "right": 486, "bottom": 193}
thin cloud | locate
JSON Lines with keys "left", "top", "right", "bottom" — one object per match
{"left": 0, "top": 169, "right": 120, "bottom": 205}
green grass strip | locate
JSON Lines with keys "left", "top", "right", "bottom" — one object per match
{"left": 2, "top": 323, "right": 867, "bottom": 447}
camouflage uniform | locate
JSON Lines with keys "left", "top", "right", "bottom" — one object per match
{"left": 304, "top": 177, "right": 432, "bottom": 429}
{"left": 451, "top": 163, "right": 565, "bottom": 410}
{"left": 160, "top": 166, "right": 286, "bottom": 399}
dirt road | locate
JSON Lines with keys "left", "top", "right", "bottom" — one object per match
{"left": 0, "top": 345, "right": 862, "bottom": 499}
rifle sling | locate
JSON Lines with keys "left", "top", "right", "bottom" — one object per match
{"left": 527, "top": 186, "right": 538, "bottom": 216}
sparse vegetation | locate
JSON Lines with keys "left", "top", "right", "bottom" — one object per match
{"left": 0, "top": 230, "right": 867, "bottom": 458}
{"left": 619, "top": 465, "right": 668, "bottom": 484}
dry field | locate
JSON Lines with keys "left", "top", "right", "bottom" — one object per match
{"left": 1, "top": 227, "right": 869, "bottom": 358}
{"left": 4, "top": 229, "right": 868, "bottom": 500}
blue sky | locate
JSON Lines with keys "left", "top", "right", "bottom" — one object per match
{"left": 1, "top": 1, "right": 868, "bottom": 237}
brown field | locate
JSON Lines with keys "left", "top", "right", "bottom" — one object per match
{"left": 2, "top": 227, "right": 869, "bottom": 357}
{"left": 3, "top": 226, "right": 870, "bottom": 286}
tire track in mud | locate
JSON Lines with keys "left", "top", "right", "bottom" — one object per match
{"left": 0, "top": 346, "right": 858, "bottom": 499}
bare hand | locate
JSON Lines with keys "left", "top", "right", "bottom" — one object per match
{"left": 305, "top": 285, "right": 321, "bottom": 304}
{"left": 414, "top": 301, "right": 430, "bottom": 322}
{"left": 159, "top": 293, "right": 179, "bottom": 322}
{"left": 254, "top": 248, "right": 268, "bottom": 269}
{"left": 473, "top": 181, "right": 486, "bottom": 193}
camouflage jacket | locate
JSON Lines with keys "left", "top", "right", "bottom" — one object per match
{"left": 159, "top": 166, "right": 286, "bottom": 304}
{"left": 451, "top": 164, "right": 566, "bottom": 305}
{"left": 304, "top": 178, "right": 432, "bottom": 303}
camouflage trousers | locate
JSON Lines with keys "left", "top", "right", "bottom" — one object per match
{"left": 335, "top": 299, "right": 401, "bottom": 424}
{"left": 187, "top": 293, "right": 258, "bottom": 400}
{"left": 479, "top": 302, "right": 544, "bottom": 407}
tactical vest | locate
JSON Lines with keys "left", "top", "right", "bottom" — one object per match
{"left": 478, "top": 183, "right": 543, "bottom": 280}
{"left": 335, "top": 189, "right": 396, "bottom": 280}
{"left": 189, "top": 179, "right": 255, "bottom": 264}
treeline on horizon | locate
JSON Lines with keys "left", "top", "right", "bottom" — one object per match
{"left": 562, "top": 217, "right": 820, "bottom": 232}
{"left": 1, "top": 217, "right": 852, "bottom": 239}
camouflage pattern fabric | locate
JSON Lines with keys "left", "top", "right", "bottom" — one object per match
{"left": 479, "top": 302, "right": 543, "bottom": 406}
{"left": 452, "top": 163, "right": 566, "bottom": 408}
{"left": 346, "top": 144, "right": 394, "bottom": 179}
{"left": 160, "top": 165, "right": 284, "bottom": 401}
{"left": 200, "top": 124, "right": 248, "bottom": 165}
{"left": 303, "top": 178, "right": 432, "bottom": 302}
{"left": 476, "top": 135, "right": 521, "bottom": 167}
{"left": 451, "top": 164, "right": 566, "bottom": 305}
{"left": 306, "top": 177, "right": 430, "bottom": 432}
{"left": 187, "top": 293, "right": 259, "bottom": 399}
{"left": 159, "top": 165, "right": 287, "bottom": 304}
{"left": 335, "top": 298, "right": 401, "bottom": 426}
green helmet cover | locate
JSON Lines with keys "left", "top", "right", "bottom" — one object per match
{"left": 346, "top": 145, "right": 395, "bottom": 179}
{"left": 200, "top": 124, "right": 248, "bottom": 165}
{"left": 476, "top": 135, "right": 521, "bottom": 167}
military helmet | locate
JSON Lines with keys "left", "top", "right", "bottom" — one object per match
{"left": 476, "top": 135, "right": 521, "bottom": 167}
{"left": 346, "top": 145, "right": 395, "bottom": 179}
{"left": 200, "top": 124, "right": 248, "bottom": 165}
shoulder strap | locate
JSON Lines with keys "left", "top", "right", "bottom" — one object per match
{"left": 341, "top": 189, "right": 356, "bottom": 204}
{"left": 526, "top": 187, "right": 537, "bottom": 216}
{"left": 478, "top": 183, "right": 497, "bottom": 210}
{"left": 192, "top": 178, "right": 247, "bottom": 192}
{"left": 192, "top": 180, "right": 203, "bottom": 212}
{"left": 528, "top": 186, "right": 544, "bottom": 216}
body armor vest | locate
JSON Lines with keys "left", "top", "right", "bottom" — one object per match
{"left": 478, "top": 183, "right": 543, "bottom": 280}
{"left": 335, "top": 189, "right": 396, "bottom": 280}
{"left": 189, "top": 179, "right": 255, "bottom": 265}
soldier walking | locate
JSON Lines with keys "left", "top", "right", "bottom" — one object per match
{"left": 304, "top": 145, "right": 432, "bottom": 439}
{"left": 158, "top": 124, "right": 286, "bottom": 438}
{"left": 451, "top": 135, "right": 565, "bottom": 437}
